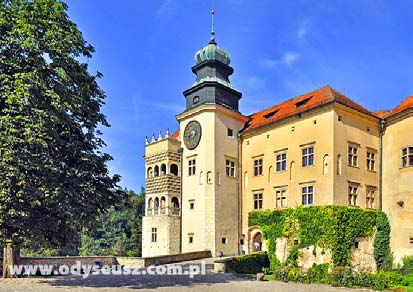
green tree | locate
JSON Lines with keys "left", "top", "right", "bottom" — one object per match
{"left": 0, "top": 0, "right": 125, "bottom": 277}
{"left": 79, "top": 188, "right": 145, "bottom": 257}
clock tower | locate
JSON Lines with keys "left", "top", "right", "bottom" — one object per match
{"left": 176, "top": 17, "right": 248, "bottom": 256}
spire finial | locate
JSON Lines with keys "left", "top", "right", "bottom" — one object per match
{"left": 210, "top": 0, "right": 216, "bottom": 44}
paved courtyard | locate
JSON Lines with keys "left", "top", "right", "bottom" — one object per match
{"left": 0, "top": 271, "right": 377, "bottom": 292}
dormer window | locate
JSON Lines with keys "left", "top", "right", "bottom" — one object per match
{"left": 264, "top": 110, "right": 279, "bottom": 119}
{"left": 295, "top": 96, "right": 312, "bottom": 109}
{"left": 193, "top": 96, "right": 200, "bottom": 104}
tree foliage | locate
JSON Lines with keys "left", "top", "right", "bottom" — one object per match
{"left": 79, "top": 188, "right": 145, "bottom": 257}
{"left": 0, "top": 0, "right": 125, "bottom": 251}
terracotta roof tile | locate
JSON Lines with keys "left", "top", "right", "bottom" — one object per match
{"left": 171, "top": 129, "right": 180, "bottom": 139}
{"left": 242, "top": 85, "right": 374, "bottom": 132}
{"left": 374, "top": 110, "right": 393, "bottom": 119}
{"left": 389, "top": 95, "right": 413, "bottom": 117}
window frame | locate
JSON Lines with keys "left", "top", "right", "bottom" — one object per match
{"left": 188, "top": 158, "right": 196, "bottom": 176}
{"left": 276, "top": 152, "right": 287, "bottom": 172}
{"left": 366, "top": 150, "right": 376, "bottom": 171}
{"left": 348, "top": 145, "right": 359, "bottom": 167}
{"left": 302, "top": 146, "right": 315, "bottom": 167}
{"left": 366, "top": 187, "right": 376, "bottom": 209}
{"left": 225, "top": 159, "right": 236, "bottom": 177}
{"left": 301, "top": 185, "right": 314, "bottom": 206}
{"left": 227, "top": 128, "right": 234, "bottom": 138}
{"left": 253, "top": 158, "right": 263, "bottom": 176}
{"left": 151, "top": 228, "right": 157, "bottom": 243}
{"left": 275, "top": 187, "right": 287, "bottom": 209}
{"left": 253, "top": 193, "right": 263, "bottom": 210}
{"left": 401, "top": 146, "right": 413, "bottom": 168}
{"left": 348, "top": 184, "right": 359, "bottom": 207}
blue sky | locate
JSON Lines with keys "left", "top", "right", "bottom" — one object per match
{"left": 65, "top": 0, "right": 413, "bottom": 191}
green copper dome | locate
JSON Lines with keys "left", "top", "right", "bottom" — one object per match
{"left": 194, "top": 41, "right": 231, "bottom": 66}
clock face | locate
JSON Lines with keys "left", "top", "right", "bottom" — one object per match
{"left": 183, "top": 120, "right": 202, "bottom": 150}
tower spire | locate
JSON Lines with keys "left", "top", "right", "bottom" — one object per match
{"left": 210, "top": 0, "right": 216, "bottom": 44}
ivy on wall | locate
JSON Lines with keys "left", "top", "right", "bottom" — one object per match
{"left": 374, "top": 211, "right": 392, "bottom": 271}
{"left": 249, "top": 206, "right": 378, "bottom": 267}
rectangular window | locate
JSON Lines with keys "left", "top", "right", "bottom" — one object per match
{"left": 275, "top": 188, "right": 287, "bottom": 208}
{"left": 348, "top": 145, "right": 359, "bottom": 167}
{"left": 188, "top": 159, "right": 196, "bottom": 176}
{"left": 253, "top": 193, "right": 263, "bottom": 209}
{"left": 301, "top": 186, "right": 314, "bottom": 205}
{"left": 276, "top": 153, "right": 287, "bottom": 172}
{"left": 222, "top": 237, "right": 227, "bottom": 244}
{"left": 366, "top": 187, "right": 376, "bottom": 209}
{"left": 348, "top": 184, "right": 359, "bottom": 206}
{"left": 227, "top": 128, "right": 234, "bottom": 137}
{"left": 188, "top": 234, "right": 194, "bottom": 244}
{"left": 401, "top": 147, "right": 413, "bottom": 168}
{"left": 151, "top": 228, "right": 157, "bottom": 243}
{"left": 410, "top": 237, "right": 413, "bottom": 244}
{"left": 189, "top": 200, "right": 195, "bottom": 210}
{"left": 302, "top": 146, "right": 314, "bottom": 167}
{"left": 366, "top": 150, "right": 376, "bottom": 171}
{"left": 253, "top": 158, "right": 263, "bottom": 176}
{"left": 226, "top": 159, "right": 236, "bottom": 177}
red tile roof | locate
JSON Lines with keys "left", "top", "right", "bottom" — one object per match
{"left": 374, "top": 110, "right": 393, "bottom": 119}
{"left": 171, "top": 129, "right": 180, "bottom": 139}
{"left": 390, "top": 95, "right": 413, "bottom": 117}
{"left": 243, "top": 85, "right": 375, "bottom": 132}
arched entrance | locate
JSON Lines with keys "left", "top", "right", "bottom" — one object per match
{"left": 248, "top": 226, "right": 266, "bottom": 253}
{"left": 253, "top": 232, "right": 263, "bottom": 252}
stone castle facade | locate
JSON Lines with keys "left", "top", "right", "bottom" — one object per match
{"left": 141, "top": 35, "right": 413, "bottom": 264}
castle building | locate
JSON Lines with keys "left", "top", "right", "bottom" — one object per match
{"left": 141, "top": 27, "right": 413, "bottom": 263}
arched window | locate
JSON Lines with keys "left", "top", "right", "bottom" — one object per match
{"left": 170, "top": 164, "right": 179, "bottom": 176}
{"left": 147, "top": 198, "right": 153, "bottom": 215}
{"left": 171, "top": 197, "right": 180, "bottom": 215}
{"left": 244, "top": 172, "right": 248, "bottom": 189}
{"left": 160, "top": 196, "right": 166, "bottom": 214}
{"left": 154, "top": 197, "right": 159, "bottom": 215}
{"left": 161, "top": 164, "right": 166, "bottom": 175}
{"left": 268, "top": 166, "right": 273, "bottom": 184}
{"left": 323, "top": 154, "right": 329, "bottom": 175}
{"left": 154, "top": 165, "right": 159, "bottom": 177}
{"left": 290, "top": 161, "right": 295, "bottom": 181}
{"left": 337, "top": 155, "right": 342, "bottom": 175}
{"left": 147, "top": 167, "right": 153, "bottom": 178}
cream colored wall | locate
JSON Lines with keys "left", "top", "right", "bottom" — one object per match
{"left": 142, "top": 216, "right": 181, "bottom": 257}
{"left": 382, "top": 111, "right": 413, "bottom": 263}
{"left": 240, "top": 106, "right": 336, "bottom": 252}
{"left": 177, "top": 104, "right": 247, "bottom": 256}
{"left": 333, "top": 104, "right": 380, "bottom": 207}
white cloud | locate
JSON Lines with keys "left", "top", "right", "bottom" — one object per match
{"left": 282, "top": 52, "right": 300, "bottom": 66}
{"left": 259, "top": 51, "right": 301, "bottom": 68}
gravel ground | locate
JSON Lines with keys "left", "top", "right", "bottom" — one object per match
{"left": 0, "top": 271, "right": 377, "bottom": 292}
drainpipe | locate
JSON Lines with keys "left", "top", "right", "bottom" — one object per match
{"left": 237, "top": 132, "right": 242, "bottom": 255}
{"left": 379, "top": 120, "right": 385, "bottom": 210}
{"left": 178, "top": 147, "right": 184, "bottom": 253}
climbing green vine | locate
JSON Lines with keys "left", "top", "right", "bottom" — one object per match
{"left": 249, "top": 206, "right": 377, "bottom": 267}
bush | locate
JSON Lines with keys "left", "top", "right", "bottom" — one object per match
{"left": 374, "top": 211, "right": 392, "bottom": 271}
{"left": 400, "top": 256, "right": 413, "bottom": 276}
{"left": 225, "top": 251, "right": 270, "bottom": 274}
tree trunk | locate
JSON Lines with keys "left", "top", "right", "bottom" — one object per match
{"left": 2, "top": 242, "right": 20, "bottom": 278}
